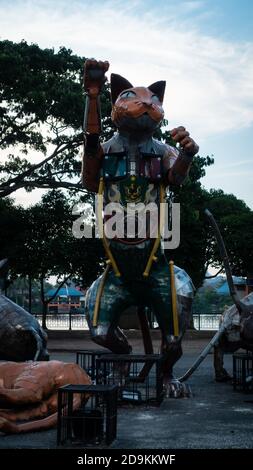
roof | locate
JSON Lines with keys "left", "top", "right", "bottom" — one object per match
{"left": 216, "top": 277, "right": 246, "bottom": 295}
{"left": 46, "top": 287, "right": 84, "bottom": 298}
{"left": 216, "top": 282, "right": 230, "bottom": 295}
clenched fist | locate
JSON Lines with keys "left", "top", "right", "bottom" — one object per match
{"left": 83, "top": 59, "right": 110, "bottom": 98}
{"left": 170, "top": 126, "right": 199, "bottom": 157}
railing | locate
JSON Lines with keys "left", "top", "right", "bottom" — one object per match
{"left": 33, "top": 312, "right": 222, "bottom": 331}
{"left": 193, "top": 313, "right": 222, "bottom": 331}
{"left": 34, "top": 313, "right": 88, "bottom": 330}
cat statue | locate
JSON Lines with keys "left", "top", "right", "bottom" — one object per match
{"left": 82, "top": 59, "right": 199, "bottom": 397}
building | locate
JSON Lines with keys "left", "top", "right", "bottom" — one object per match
{"left": 216, "top": 276, "right": 247, "bottom": 300}
{"left": 46, "top": 287, "right": 85, "bottom": 314}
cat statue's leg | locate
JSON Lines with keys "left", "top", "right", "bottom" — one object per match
{"left": 146, "top": 259, "right": 191, "bottom": 398}
{"left": 86, "top": 270, "right": 135, "bottom": 385}
{"left": 160, "top": 337, "right": 191, "bottom": 398}
{"left": 86, "top": 269, "right": 134, "bottom": 354}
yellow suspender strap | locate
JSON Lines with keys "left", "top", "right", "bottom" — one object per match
{"left": 143, "top": 183, "right": 165, "bottom": 277}
{"left": 169, "top": 260, "right": 179, "bottom": 337}
{"left": 93, "top": 264, "right": 110, "bottom": 327}
{"left": 97, "top": 177, "right": 121, "bottom": 277}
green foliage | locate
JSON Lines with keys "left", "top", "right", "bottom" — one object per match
{"left": 0, "top": 197, "right": 26, "bottom": 266}
{"left": 0, "top": 192, "right": 104, "bottom": 292}
{"left": 166, "top": 156, "right": 214, "bottom": 288}
{"left": 0, "top": 41, "right": 84, "bottom": 146}
{"left": 6, "top": 277, "right": 53, "bottom": 311}
{"left": 20, "top": 190, "right": 104, "bottom": 284}
{"left": 193, "top": 288, "right": 233, "bottom": 313}
{"left": 206, "top": 194, "right": 253, "bottom": 276}
{"left": 165, "top": 156, "right": 253, "bottom": 287}
{"left": 0, "top": 40, "right": 113, "bottom": 198}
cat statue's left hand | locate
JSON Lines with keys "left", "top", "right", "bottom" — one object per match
{"left": 170, "top": 126, "right": 199, "bottom": 157}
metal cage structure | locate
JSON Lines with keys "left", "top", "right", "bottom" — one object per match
{"left": 233, "top": 352, "right": 253, "bottom": 392}
{"left": 57, "top": 384, "right": 118, "bottom": 446}
{"left": 96, "top": 354, "right": 164, "bottom": 406}
{"left": 76, "top": 350, "right": 110, "bottom": 381}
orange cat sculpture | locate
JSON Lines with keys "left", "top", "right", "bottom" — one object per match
{"left": 0, "top": 360, "right": 91, "bottom": 434}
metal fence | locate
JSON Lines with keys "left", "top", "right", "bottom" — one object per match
{"left": 34, "top": 314, "right": 88, "bottom": 330}
{"left": 34, "top": 312, "right": 222, "bottom": 331}
{"left": 193, "top": 313, "right": 221, "bottom": 331}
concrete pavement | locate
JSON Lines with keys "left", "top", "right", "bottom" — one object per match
{"left": 0, "top": 333, "right": 253, "bottom": 449}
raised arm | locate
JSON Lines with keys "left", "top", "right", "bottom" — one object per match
{"left": 82, "top": 59, "right": 109, "bottom": 192}
{"left": 167, "top": 126, "right": 199, "bottom": 185}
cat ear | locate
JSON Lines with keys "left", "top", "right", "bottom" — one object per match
{"left": 148, "top": 81, "right": 166, "bottom": 103}
{"left": 110, "top": 74, "right": 133, "bottom": 104}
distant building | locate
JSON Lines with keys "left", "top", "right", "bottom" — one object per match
{"left": 246, "top": 274, "right": 253, "bottom": 294}
{"left": 46, "top": 287, "right": 85, "bottom": 314}
{"left": 216, "top": 276, "right": 247, "bottom": 299}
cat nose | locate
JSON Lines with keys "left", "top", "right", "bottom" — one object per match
{"left": 142, "top": 99, "right": 152, "bottom": 107}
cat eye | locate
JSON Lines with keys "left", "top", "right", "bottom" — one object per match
{"left": 151, "top": 95, "right": 160, "bottom": 103}
{"left": 120, "top": 91, "right": 136, "bottom": 99}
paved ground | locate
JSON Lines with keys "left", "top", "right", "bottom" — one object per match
{"left": 0, "top": 335, "right": 253, "bottom": 449}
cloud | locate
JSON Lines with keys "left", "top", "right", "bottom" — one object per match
{"left": 0, "top": 0, "right": 253, "bottom": 144}
{"left": 13, "top": 187, "right": 48, "bottom": 207}
{"left": 209, "top": 159, "right": 253, "bottom": 170}
{"left": 209, "top": 170, "right": 253, "bottom": 178}
{"left": 182, "top": 1, "right": 205, "bottom": 12}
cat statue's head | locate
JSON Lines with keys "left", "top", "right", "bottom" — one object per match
{"left": 110, "top": 74, "right": 166, "bottom": 133}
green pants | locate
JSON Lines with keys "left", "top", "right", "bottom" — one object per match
{"left": 86, "top": 254, "right": 194, "bottom": 378}
{"left": 86, "top": 256, "right": 186, "bottom": 344}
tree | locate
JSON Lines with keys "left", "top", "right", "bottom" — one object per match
{"left": 166, "top": 158, "right": 253, "bottom": 288}
{"left": 0, "top": 190, "right": 104, "bottom": 325}
{"left": 193, "top": 288, "right": 233, "bottom": 313}
{"left": 16, "top": 190, "right": 104, "bottom": 327}
{"left": 166, "top": 155, "right": 214, "bottom": 288}
{"left": 0, "top": 197, "right": 26, "bottom": 265}
{"left": 0, "top": 40, "right": 112, "bottom": 198}
{"left": 205, "top": 191, "right": 253, "bottom": 277}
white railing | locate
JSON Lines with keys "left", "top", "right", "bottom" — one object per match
{"left": 34, "top": 312, "right": 222, "bottom": 331}
{"left": 34, "top": 314, "right": 88, "bottom": 330}
{"left": 193, "top": 313, "right": 221, "bottom": 331}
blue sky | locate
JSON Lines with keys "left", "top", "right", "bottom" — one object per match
{"left": 0, "top": 0, "right": 252, "bottom": 208}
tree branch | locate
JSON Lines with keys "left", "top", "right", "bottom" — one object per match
{"left": 28, "top": 180, "right": 84, "bottom": 191}
{"left": 3, "top": 139, "right": 82, "bottom": 186}
{"left": 0, "top": 141, "right": 83, "bottom": 197}
{"left": 45, "top": 273, "right": 73, "bottom": 304}
{"left": 205, "top": 267, "right": 224, "bottom": 279}
{"left": 0, "top": 178, "right": 85, "bottom": 197}
{"left": 0, "top": 112, "right": 37, "bottom": 145}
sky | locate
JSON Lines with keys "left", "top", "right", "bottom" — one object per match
{"left": 0, "top": 0, "right": 253, "bottom": 208}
